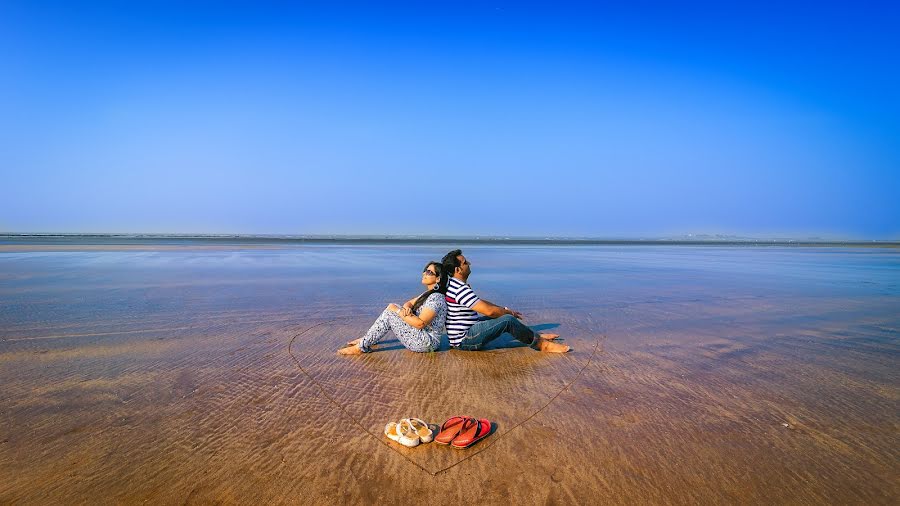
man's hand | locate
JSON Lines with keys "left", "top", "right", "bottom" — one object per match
{"left": 473, "top": 300, "right": 522, "bottom": 319}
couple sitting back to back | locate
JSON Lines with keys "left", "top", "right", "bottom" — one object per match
{"left": 339, "top": 249, "right": 569, "bottom": 355}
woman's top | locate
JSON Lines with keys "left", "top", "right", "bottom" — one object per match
{"left": 419, "top": 292, "right": 447, "bottom": 340}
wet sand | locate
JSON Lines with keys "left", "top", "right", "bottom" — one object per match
{"left": 1, "top": 245, "right": 898, "bottom": 504}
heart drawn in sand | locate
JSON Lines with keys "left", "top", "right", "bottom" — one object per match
{"left": 288, "top": 316, "right": 600, "bottom": 476}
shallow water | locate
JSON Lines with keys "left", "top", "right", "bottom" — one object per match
{"left": 1, "top": 245, "right": 898, "bottom": 504}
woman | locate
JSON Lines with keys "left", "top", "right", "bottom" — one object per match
{"left": 339, "top": 261, "right": 447, "bottom": 355}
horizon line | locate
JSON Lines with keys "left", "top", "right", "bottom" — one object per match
{"left": 2, "top": 232, "right": 898, "bottom": 246}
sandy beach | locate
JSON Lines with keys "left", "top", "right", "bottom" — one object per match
{"left": 1, "top": 244, "right": 897, "bottom": 504}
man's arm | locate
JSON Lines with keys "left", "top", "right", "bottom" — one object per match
{"left": 471, "top": 300, "right": 522, "bottom": 319}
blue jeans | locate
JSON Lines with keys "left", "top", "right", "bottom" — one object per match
{"left": 456, "top": 314, "right": 542, "bottom": 351}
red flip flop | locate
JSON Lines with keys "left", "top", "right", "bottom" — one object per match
{"left": 451, "top": 418, "right": 492, "bottom": 449}
{"left": 435, "top": 416, "right": 468, "bottom": 445}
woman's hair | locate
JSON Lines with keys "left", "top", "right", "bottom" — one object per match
{"left": 411, "top": 261, "right": 447, "bottom": 313}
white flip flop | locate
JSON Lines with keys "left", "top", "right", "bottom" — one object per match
{"left": 384, "top": 421, "right": 401, "bottom": 442}
{"left": 407, "top": 418, "right": 435, "bottom": 443}
{"left": 397, "top": 419, "right": 420, "bottom": 448}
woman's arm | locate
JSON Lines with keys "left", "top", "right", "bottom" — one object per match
{"left": 399, "top": 293, "right": 423, "bottom": 316}
{"left": 392, "top": 305, "right": 436, "bottom": 330}
{"left": 402, "top": 294, "right": 419, "bottom": 308}
{"left": 403, "top": 307, "right": 435, "bottom": 329}
{"left": 401, "top": 289, "right": 439, "bottom": 316}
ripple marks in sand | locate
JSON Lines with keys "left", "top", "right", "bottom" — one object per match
{"left": 287, "top": 316, "right": 602, "bottom": 476}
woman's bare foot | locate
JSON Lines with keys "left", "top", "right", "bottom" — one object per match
{"left": 346, "top": 338, "right": 362, "bottom": 347}
{"left": 538, "top": 339, "right": 570, "bottom": 353}
{"left": 337, "top": 345, "right": 363, "bottom": 355}
{"left": 539, "top": 333, "right": 560, "bottom": 340}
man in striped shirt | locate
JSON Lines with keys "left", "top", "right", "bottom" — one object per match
{"left": 441, "top": 249, "right": 569, "bottom": 353}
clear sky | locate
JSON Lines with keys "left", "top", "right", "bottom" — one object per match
{"left": 2, "top": 1, "right": 898, "bottom": 238}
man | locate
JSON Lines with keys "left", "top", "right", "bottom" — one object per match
{"left": 441, "top": 249, "right": 569, "bottom": 353}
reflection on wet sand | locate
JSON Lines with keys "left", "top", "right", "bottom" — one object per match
{"left": 0, "top": 245, "right": 897, "bottom": 504}
{"left": 288, "top": 316, "right": 601, "bottom": 475}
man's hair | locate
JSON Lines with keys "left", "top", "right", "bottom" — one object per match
{"left": 442, "top": 249, "right": 462, "bottom": 276}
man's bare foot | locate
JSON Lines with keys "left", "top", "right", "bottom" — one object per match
{"left": 337, "top": 345, "right": 363, "bottom": 355}
{"left": 538, "top": 333, "right": 560, "bottom": 340}
{"left": 538, "top": 339, "right": 570, "bottom": 353}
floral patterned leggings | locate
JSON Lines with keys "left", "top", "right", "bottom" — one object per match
{"left": 359, "top": 308, "right": 438, "bottom": 353}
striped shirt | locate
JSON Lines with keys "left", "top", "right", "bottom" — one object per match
{"left": 445, "top": 277, "right": 481, "bottom": 346}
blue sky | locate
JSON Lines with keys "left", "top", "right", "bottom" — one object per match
{"left": 1, "top": 1, "right": 898, "bottom": 238}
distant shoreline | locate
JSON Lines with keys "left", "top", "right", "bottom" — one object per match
{"left": 1, "top": 233, "right": 898, "bottom": 248}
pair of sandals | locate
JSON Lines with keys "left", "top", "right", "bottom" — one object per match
{"left": 435, "top": 416, "right": 492, "bottom": 449}
{"left": 384, "top": 418, "right": 438, "bottom": 448}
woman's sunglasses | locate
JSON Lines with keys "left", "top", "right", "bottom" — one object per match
{"left": 422, "top": 269, "right": 437, "bottom": 276}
